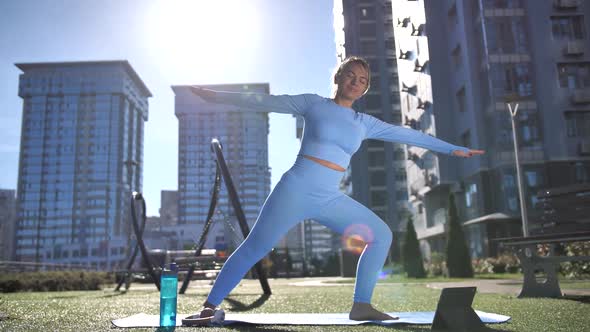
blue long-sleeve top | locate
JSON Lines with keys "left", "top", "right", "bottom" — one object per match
{"left": 205, "top": 89, "right": 470, "bottom": 169}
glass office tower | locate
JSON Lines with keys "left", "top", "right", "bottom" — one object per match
{"left": 15, "top": 61, "right": 151, "bottom": 270}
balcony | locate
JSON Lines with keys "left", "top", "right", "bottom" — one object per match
{"left": 424, "top": 169, "right": 439, "bottom": 188}
{"left": 404, "top": 116, "right": 419, "bottom": 129}
{"left": 579, "top": 139, "right": 590, "bottom": 156}
{"left": 411, "top": 23, "right": 425, "bottom": 36}
{"left": 407, "top": 152, "right": 423, "bottom": 168}
{"left": 417, "top": 98, "right": 432, "bottom": 110}
{"left": 414, "top": 58, "right": 429, "bottom": 72}
{"left": 397, "top": 17, "right": 411, "bottom": 28}
{"left": 563, "top": 41, "right": 584, "bottom": 56}
{"left": 571, "top": 88, "right": 590, "bottom": 104}
{"left": 399, "top": 49, "right": 412, "bottom": 60}
{"left": 554, "top": 0, "right": 580, "bottom": 9}
{"left": 401, "top": 82, "right": 418, "bottom": 96}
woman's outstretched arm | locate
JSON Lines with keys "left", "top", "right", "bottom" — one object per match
{"left": 190, "top": 86, "right": 322, "bottom": 117}
{"left": 362, "top": 114, "right": 485, "bottom": 157}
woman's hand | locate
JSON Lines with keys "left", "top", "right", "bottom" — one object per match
{"left": 452, "top": 149, "right": 485, "bottom": 158}
{"left": 190, "top": 86, "right": 216, "bottom": 102}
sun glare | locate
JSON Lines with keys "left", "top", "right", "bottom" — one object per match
{"left": 145, "top": 0, "right": 259, "bottom": 79}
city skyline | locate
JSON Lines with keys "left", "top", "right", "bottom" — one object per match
{"left": 0, "top": 0, "right": 338, "bottom": 216}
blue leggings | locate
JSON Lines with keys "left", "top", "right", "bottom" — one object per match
{"left": 206, "top": 155, "right": 393, "bottom": 305}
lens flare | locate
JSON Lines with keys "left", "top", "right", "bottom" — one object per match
{"left": 378, "top": 268, "right": 394, "bottom": 280}
{"left": 341, "top": 224, "right": 374, "bottom": 255}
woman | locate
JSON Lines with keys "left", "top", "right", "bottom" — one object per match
{"left": 185, "top": 56, "right": 484, "bottom": 324}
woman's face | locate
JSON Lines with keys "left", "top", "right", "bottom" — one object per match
{"left": 336, "top": 62, "right": 369, "bottom": 101}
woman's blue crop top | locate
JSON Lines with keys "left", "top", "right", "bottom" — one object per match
{"left": 207, "top": 89, "right": 470, "bottom": 169}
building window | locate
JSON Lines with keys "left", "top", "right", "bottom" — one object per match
{"left": 465, "top": 183, "right": 477, "bottom": 208}
{"left": 574, "top": 162, "right": 590, "bottom": 183}
{"left": 551, "top": 16, "right": 585, "bottom": 40}
{"left": 359, "top": 23, "right": 376, "bottom": 38}
{"left": 371, "top": 190, "right": 387, "bottom": 206}
{"left": 368, "top": 140, "right": 384, "bottom": 149}
{"left": 483, "top": 0, "right": 523, "bottom": 8}
{"left": 565, "top": 111, "right": 590, "bottom": 137}
{"left": 384, "top": 1, "right": 392, "bottom": 14}
{"left": 368, "top": 151, "right": 385, "bottom": 166}
{"left": 395, "top": 168, "right": 406, "bottom": 181}
{"left": 370, "top": 76, "right": 380, "bottom": 90}
{"left": 365, "top": 94, "right": 381, "bottom": 109}
{"left": 456, "top": 87, "right": 467, "bottom": 112}
{"left": 486, "top": 16, "right": 528, "bottom": 53}
{"left": 461, "top": 130, "right": 471, "bottom": 148}
{"left": 370, "top": 170, "right": 386, "bottom": 186}
{"left": 366, "top": 59, "right": 379, "bottom": 73}
{"left": 557, "top": 63, "right": 590, "bottom": 89}
{"left": 519, "top": 114, "right": 541, "bottom": 145}
{"left": 447, "top": 3, "right": 458, "bottom": 29}
{"left": 359, "top": 6, "right": 375, "bottom": 20}
{"left": 396, "top": 189, "right": 409, "bottom": 201}
{"left": 491, "top": 63, "right": 533, "bottom": 97}
{"left": 386, "top": 58, "right": 396, "bottom": 70}
{"left": 360, "top": 40, "right": 377, "bottom": 54}
{"left": 433, "top": 208, "right": 446, "bottom": 226}
{"left": 525, "top": 171, "right": 541, "bottom": 190}
{"left": 502, "top": 173, "right": 518, "bottom": 211}
{"left": 385, "top": 38, "right": 395, "bottom": 51}
{"left": 452, "top": 45, "right": 462, "bottom": 70}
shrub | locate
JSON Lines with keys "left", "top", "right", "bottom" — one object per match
{"left": 445, "top": 194, "right": 474, "bottom": 278}
{"left": 560, "top": 241, "right": 590, "bottom": 279}
{"left": 0, "top": 271, "right": 114, "bottom": 293}
{"left": 472, "top": 253, "right": 520, "bottom": 274}
{"left": 472, "top": 258, "right": 495, "bottom": 274}
{"left": 402, "top": 216, "right": 426, "bottom": 278}
{"left": 496, "top": 253, "right": 520, "bottom": 273}
{"left": 427, "top": 252, "right": 447, "bottom": 277}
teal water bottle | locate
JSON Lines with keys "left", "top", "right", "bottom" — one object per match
{"left": 159, "top": 262, "right": 178, "bottom": 327}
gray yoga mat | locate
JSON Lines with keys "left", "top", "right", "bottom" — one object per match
{"left": 112, "top": 311, "right": 511, "bottom": 327}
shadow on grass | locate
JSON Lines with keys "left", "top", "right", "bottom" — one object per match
{"left": 48, "top": 294, "right": 88, "bottom": 299}
{"left": 225, "top": 294, "right": 271, "bottom": 312}
{"left": 562, "top": 294, "right": 590, "bottom": 304}
{"left": 100, "top": 291, "right": 128, "bottom": 298}
{"left": 224, "top": 326, "right": 297, "bottom": 332}
{"left": 221, "top": 324, "right": 432, "bottom": 332}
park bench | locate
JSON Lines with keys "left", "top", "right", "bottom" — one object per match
{"left": 115, "top": 249, "right": 227, "bottom": 288}
{"left": 495, "top": 184, "right": 590, "bottom": 298}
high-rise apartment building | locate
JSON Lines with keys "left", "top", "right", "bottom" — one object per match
{"left": 333, "top": 0, "right": 410, "bottom": 261}
{"left": 173, "top": 84, "right": 271, "bottom": 251}
{"left": 15, "top": 61, "right": 151, "bottom": 269}
{"left": 392, "top": 0, "right": 590, "bottom": 257}
{"left": 0, "top": 189, "right": 17, "bottom": 261}
{"left": 159, "top": 190, "right": 178, "bottom": 227}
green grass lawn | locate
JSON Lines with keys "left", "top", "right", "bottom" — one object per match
{"left": 1, "top": 277, "right": 589, "bottom": 331}
{"left": 331, "top": 273, "right": 590, "bottom": 290}
{"left": 328, "top": 273, "right": 524, "bottom": 283}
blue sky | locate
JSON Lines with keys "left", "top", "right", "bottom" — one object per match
{"left": 0, "top": 0, "right": 338, "bottom": 215}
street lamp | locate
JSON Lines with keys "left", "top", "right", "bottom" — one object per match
{"left": 506, "top": 102, "right": 529, "bottom": 237}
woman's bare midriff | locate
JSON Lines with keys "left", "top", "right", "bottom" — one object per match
{"left": 303, "top": 155, "right": 346, "bottom": 172}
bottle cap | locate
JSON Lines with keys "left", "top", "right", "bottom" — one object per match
{"left": 169, "top": 262, "right": 178, "bottom": 273}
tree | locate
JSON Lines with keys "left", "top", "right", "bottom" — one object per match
{"left": 284, "top": 247, "right": 292, "bottom": 278}
{"left": 402, "top": 216, "right": 426, "bottom": 278}
{"left": 445, "top": 193, "right": 474, "bottom": 278}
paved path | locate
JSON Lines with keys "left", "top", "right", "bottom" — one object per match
{"left": 426, "top": 279, "right": 590, "bottom": 296}
{"left": 287, "top": 277, "right": 590, "bottom": 297}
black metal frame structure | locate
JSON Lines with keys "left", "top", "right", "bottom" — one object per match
{"left": 115, "top": 138, "right": 271, "bottom": 297}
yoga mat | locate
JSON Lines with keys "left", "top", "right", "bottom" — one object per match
{"left": 112, "top": 311, "right": 511, "bottom": 327}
